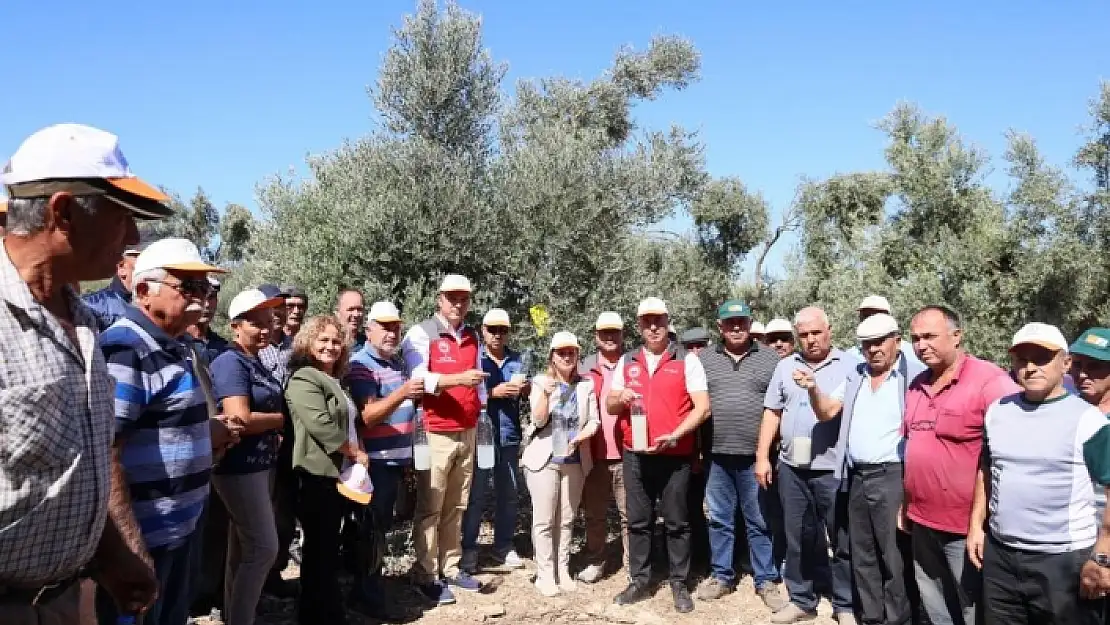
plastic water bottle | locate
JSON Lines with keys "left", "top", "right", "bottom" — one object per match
{"left": 476, "top": 408, "right": 496, "bottom": 469}
{"left": 412, "top": 408, "right": 431, "bottom": 471}
{"left": 630, "top": 397, "right": 649, "bottom": 451}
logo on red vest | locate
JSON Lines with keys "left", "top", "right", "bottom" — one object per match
{"left": 628, "top": 365, "right": 642, "bottom": 378}
{"left": 437, "top": 341, "right": 451, "bottom": 354}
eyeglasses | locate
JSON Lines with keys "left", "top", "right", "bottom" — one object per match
{"left": 152, "top": 278, "right": 212, "bottom": 297}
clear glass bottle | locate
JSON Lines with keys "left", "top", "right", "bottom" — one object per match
{"left": 476, "top": 408, "right": 496, "bottom": 469}
{"left": 630, "top": 396, "right": 649, "bottom": 451}
{"left": 412, "top": 407, "right": 431, "bottom": 471}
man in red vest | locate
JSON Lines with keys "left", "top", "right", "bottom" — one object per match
{"left": 401, "top": 274, "right": 489, "bottom": 605}
{"left": 606, "top": 297, "right": 711, "bottom": 614}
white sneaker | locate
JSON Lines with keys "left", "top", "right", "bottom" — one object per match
{"left": 460, "top": 549, "right": 478, "bottom": 573}
{"left": 498, "top": 549, "right": 525, "bottom": 569}
{"left": 534, "top": 578, "right": 561, "bottom": 597}
{"left": 558, "top": 570, "right": 577, "bottom": 592}
{"left": 576, "top": 563, "right": 604, "bottom": 583}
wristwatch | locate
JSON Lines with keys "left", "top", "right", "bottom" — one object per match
{"left": 1091, "top": 553, "right": 1110, "bottom": 568}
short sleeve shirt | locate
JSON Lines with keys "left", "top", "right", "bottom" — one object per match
{"left": 764, "top": 349, "right": 855, "bottom": 470}
{"left": 210, "top": 348, "right": 284, "bottom": 474}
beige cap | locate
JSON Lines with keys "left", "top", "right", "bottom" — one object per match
{"left": 482, "top": 308, "right": 511, "bottom": 327}
{"left": 764, "top": 318, "right": 793, "bottom": 335}
{"left": 858, "top": 295, "right": 892, "bottom": 313}
{"left": 549, "top": 331, "right": 580, "bottom": 351}
{"left": 856, "top": 313, "right": 899, "bottom": 341}
{"left": 636, "top": 297, "right": 668, "bottom": 317}
{"left": 228, "top": 288, "right": 284, "bottom": 320}
{"left": 134, "top": 238, "right": 225, "bottom": 275}
{"left": 438, "top": 274, "right": 472, "bottom": 293}
{"left": 1010, "top": 322, "right": 1069, "bottom": 353}
{"left": 595, "top": 311, "right": 623, "bottom": 330}
{"left": 750, "top": 321, "right": 766, "bottom": 335}
{"left": 367, "top": 301, "right": 401, "bottom": 323}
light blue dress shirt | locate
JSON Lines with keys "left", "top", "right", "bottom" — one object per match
{"left": 833, "top": 366, "right": 905, "bottom": 465}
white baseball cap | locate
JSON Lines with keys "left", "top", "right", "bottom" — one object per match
{"left": 482, "top": 308, "right": 510, "bottom": 327}
{"left": 750, "top": 321, "right": 766, "bottom": 335}
{"left": 1010, "top": 322, "right": 1069, "bottom": 353}
{"left": 636, "top": 297, "right": 668, "bottom": 317}
{"left": 764, "top": 318, "right": 794, "bottom": 335}
{"left": 2, "top": 123, "right": 173, "bottom": 219}
{"left": 367, "top": 301, "right": 401, "bottom": 323}
{"left": 595, "top": 311, "right": 623, "bottom": 331}
{"left": 228, "top": 288, "right": 284, "bottom": 320}
{"left": 549, "top": 331, "right": 580, "bottom": 351}
{"left": 438, "top": 274, "right": 472, "bottom": 293}
{"left": 858, "top": 295, "right": 892, "bottom": 313}
{"left": 856, "top": 313, "right": 900, "bottom": 341}
{"left": 133, "top": 238, "right": 225, "bottom": 276}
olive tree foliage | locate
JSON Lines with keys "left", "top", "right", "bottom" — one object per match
{"left": 139, "top": 187, "right": 254, "bottom": 265}
{"left": 249, "top": 0, "right": 761, "bottom": 350}
{"left": 765, "top": 83, "right": 1110, "bottom": 362}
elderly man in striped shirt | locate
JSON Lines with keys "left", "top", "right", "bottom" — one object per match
{"left": 99, "top": 238, "right": 234, "bottom": 625}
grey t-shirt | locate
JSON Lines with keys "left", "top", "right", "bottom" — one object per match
{"left": 764, "top": 349, "right": 854, "bottom": 470}
{"left": 985, "top": 392, "right": 1106, "bottom": 553}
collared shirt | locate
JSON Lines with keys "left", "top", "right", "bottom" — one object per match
{"left": 102, "top": 307, "right": 213, "bottom": 550}
{"left": 834, "top": 363, "right": 905, "bottom": 465}
{"left": 902, "top": 353, "right": 1019, "bottom": 534}
{"left": 482, "top": 348, "right": 524, "bottom": 446}
{"left": 847, "top": 340, "right": 923, "bottom": 370}
{"left": 400, "top": 313, "right": 488, "bottom": 405}
{"left": 259, "top": 333, "right": 294, "bottom": 386}
{"left": 700, "top": 341, "right": 780, "bottom": 456}
{"left": 0, "top": 247, "right": 113, "bottom": 584}
{"left": 347, "top": 343, "right": 416, "bottom": 464}
{"left": 764, "top": 348, "right": 855, "bottom": 470}
{"left": 183, "top": 328, "right": 231, "bottom": 366}
{"left": 210, "top": 347, "right": 283, "bottom": 474}
{"left": 82, "top": 275, "right": 133, "bottom": 331}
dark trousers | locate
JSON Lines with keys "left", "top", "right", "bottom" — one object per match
{"left": 983, "top": 535, "right": 1101, "bottom": 625}
{"left": 97, "top": 531, "right": 202, "bottom": 625}
{"left": 849, "top": 464, "right": 910, "bottom": 625}
{"left": 270, "top": 456, "right": 298, "bottom": 579}
{"left": 356, "top": 462, "right": 405, "bottom": 603}
{"left": 778, "top": 463, "right": 853, "bottom": 613}
{"left": 912, "top": 524, "right": 978, "bottom": 625}
{"left": 624, "top": 452, "right": 692, "bottom": 586}
{"left": 191, "top": 489, "right": 230, "bottom": 613}
{"left": 296, "top": 472, "right": 346, "bottom": 625}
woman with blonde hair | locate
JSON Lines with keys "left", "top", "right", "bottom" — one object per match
{"left": 284, "top": 315, "right": 367, "bottom": 625}
{"left": 521, "top": 331, "right": 599, "bottom": 596}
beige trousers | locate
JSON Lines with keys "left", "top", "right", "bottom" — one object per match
{"left": 525, "top": 462, "right": 586, "bottom": 585}
{"left": 414, "top": 428, "right": 476, "bottom": 582}
{"left": 580, "top": 459, "right": 628, "bottom": 567}
{"left": 0, "top": 581, "right": 80, "bottom": 625}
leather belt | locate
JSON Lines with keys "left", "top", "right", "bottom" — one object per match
{"left": 0, "top": 574, "right": 80, "bottom": 606}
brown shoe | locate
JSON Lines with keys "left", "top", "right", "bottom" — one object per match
{"left": 769, "top": 603, "right": 818, "bottom": 624}
{"left": 756, "top": 583, "right": 789, "bottom": 612}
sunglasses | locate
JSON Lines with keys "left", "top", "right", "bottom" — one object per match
{"left": 153, "top": 278, "right": 212, "bottom": 297}
{"left": 485, "top": 326, "right": 510, "bottom": 335}
{"left": 767, "top": 335, "right": 794, "bottom": 343}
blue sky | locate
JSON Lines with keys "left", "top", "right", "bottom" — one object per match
{"left": 2, "top": 1, "right": 1107, "bottom": 276}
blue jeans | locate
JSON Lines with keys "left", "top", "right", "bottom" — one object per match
{"left": 359, "top": 462, "right": 405, "bottom": 600}
{"left": 777, "top": 463, "right": 854, "bottom": 614}
{"left": 97, "top": 530, "right": 201, "bottom": 625}
{"left": 462, "top": 444, "right": 520, "bottom": 552}
{"left": 706, "top": 454, "right": 778, "bottom": 588}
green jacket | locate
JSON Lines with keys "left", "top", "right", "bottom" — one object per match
{"left": 284, "top": 365, "right": 353, "bottom": 478}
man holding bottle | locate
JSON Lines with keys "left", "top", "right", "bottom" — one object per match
{"left": 401, "top": 275, "right": 489, "bottom": 604}
{"left": 606, "top": 297, "right": 711, "bottom": 614}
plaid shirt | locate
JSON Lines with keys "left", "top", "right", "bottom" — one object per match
{"left": 0, "top": 248, "right": 113, "bottom": 584}
{"left": 259, "top": 333, "right": 293, "bottom": 386}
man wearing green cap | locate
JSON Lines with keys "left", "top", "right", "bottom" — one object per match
{"left": 696, "top": 300, "right": 786, "bottom": 609}
{"left": 1071, "top": 328, "right": 1110, "bottom": 607}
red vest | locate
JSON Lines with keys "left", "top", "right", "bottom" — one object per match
{"left": 617, "top": 345, "right": 695, "bottom": 456}
{"left": 419, "top": 318, "right": 481, "bottom": 432}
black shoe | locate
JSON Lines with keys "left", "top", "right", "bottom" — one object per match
{"left": 614, "top": 582, "right": 651, "bottom": 606}
{"left": 671, "top": 581, "right": 694, "bottom": 613}
{"left": 263, "top": 573, "right": 300, "bottom": 599}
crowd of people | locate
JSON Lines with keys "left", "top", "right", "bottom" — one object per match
{"left": 4, "top": 123, "right": 1110, "bottom": 625}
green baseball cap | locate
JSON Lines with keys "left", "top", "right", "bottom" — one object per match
{"left": 717, "top": 300, "right": 752, "bottom": 320}
{"left": 1071, "top": 328, "right": 1110, "bottom": 362}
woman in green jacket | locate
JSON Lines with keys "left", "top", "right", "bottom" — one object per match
{"left": 284, "top": 314, "right": 367, "bottom": 625}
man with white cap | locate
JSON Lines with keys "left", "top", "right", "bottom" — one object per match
{"left": 750, "top": 320, "right": 767, "bottom": 345}
{"left": 0, "top": 123, "right": 172, "bottom": 623}
{"left": 848, "top": 295, "right": 922, "bottom": 369}
{"left": 98, "top": 238, "right": 236, "bottom": 625}
{"left": 183, "top": 276, "right": 231, "bottom": 366}
{"left": 799, "top": 313, "right": 925, "bottom": 625}
{"left": 764, "top": 318, "right": 796, "bottom": 359}
{"left": 755, "top": 306, "right": 856, "bottom": 624}
{"left": 346, "top": 301, "right": 424, "bottom": 618}
{"left": 968, "top": 323, "right": 1106, "bottom": 624}
{"left": 606, "top": 297, "right": 710, "bottom": 613}
{"left": 578, "top": 311, "right": 630, "bottom": 583}
{"left": 461, "top": 308, "right": 528, "bottom": 573}
{"left": 401, "top": 274, "right": 489, "bottom": 603}
{"left": 83, "top": 243, "right": 145, "bottom": 330}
